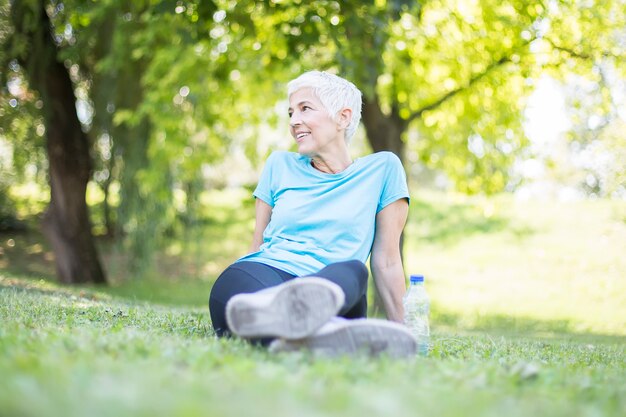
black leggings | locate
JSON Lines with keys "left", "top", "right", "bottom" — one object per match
{"left": 209, "top": 260, "right": 369, "bottom": 337}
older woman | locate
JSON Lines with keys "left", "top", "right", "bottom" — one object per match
{"left": 209, "top": 71, "right": 416, "bottom": 357}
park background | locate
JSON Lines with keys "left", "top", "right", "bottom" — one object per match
{"left": 1, "top": 1, "right": 625, "bottom": 416}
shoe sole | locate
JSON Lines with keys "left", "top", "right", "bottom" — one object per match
{"left": 225, "top": 277, "right": 345, "bottom": 339}
{"left": 270, "top": 319, "right": 417, "bottom": 358}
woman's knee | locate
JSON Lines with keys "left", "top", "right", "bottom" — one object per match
{"left": 209, "top": 264, "right": 259, "bottom": 337}
{"left": 209, "top": 262, "right": 290, "bottom": 309}
{"left": 344, "top": 259, "right": 368, "bottom": 279}
{"left": 332, "top": 259, "right": 369, "bottom": 288}
{"left": 208, "top": 267, "right": 236, "bottom": 305}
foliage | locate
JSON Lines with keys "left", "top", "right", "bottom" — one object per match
{"left": 341, "top": 0, "right": 538, "bottom": 193}
{"left": 531, "top": 0, "right": 626, "bottom": 198}
{"left": 561, "top": 76, "right": 626, "bottom": 197}
{"left": 57, "top": 0, "right": 290, "bottom": 269}
{"left": 0, "top": 0, "right": 48, "bottom": 199}
{"left": 251, "top": 0, "right": 626, "bottom": 194}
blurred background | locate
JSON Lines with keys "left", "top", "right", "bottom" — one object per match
{"left": 1, "top": 0, "right": 624, "bottom": 337}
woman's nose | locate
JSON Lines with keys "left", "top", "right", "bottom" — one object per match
{"left": 289, "top": 113, "right": 302, "bottom": 127}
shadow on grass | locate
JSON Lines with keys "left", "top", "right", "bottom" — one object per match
{"left": 95, "top": 276, "right": 212, "bottom": 307}
{"left": 409, "top": 198, "right": 534, "bottom": 244}
{"left": 0, "top": 271, "right": 213, "bottom": 309}
{"left": 0, "top": 272, "right": 111, "bottom": 303}
{"left": 0, "top": 230, "right": 56, "bottom": 279}
{"left": 431, "top": 309, "right": 626, "bottom": 344}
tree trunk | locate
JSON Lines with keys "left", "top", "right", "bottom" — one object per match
{"left": 89, "top": 9, "right": 118, "bottom": 238}
{"left": 11, "top": 1, "right": 106, "bottom": 284}
{"left": 362, "top": 95, "right": 407, "bottom": 159}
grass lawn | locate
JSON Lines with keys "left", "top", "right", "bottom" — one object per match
{"left": 1, "top": 192, "right": 625, "bottom": 416}
{"left": 404, "top": 192, "right": 626, "bottom": 337}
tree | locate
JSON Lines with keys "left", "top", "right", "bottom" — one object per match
{"left": 7, "top": 0, "right": 105, "bottom": 284}
{"left": 251, "top": 0, "right": 625, "bottom": 194}
{"left": 245, "top": 0, "right": 540, "bottom": 192}
{"left": 540, "top": 0, "right": 626, "bottom": 198}
{"left": 3, "top": 0, "right": 268, "bottom": 278}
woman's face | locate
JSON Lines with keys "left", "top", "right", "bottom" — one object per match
{"left": 288, "top": 88, "right": 341, "bottom": 157}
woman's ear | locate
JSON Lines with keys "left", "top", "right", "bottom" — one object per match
{"left": 336, "top": 108, "right": 352, "bottom": 130}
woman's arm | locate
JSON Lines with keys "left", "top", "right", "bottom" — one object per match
{"left": 370, "top": 198, "right": 409, "bottom": 323}
{"left": 249, "top": 198, "right": 272, "bottom": 253}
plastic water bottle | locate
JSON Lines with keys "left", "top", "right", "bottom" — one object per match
{"left": 403, "top": 274, "right": 430, "bottom": 356}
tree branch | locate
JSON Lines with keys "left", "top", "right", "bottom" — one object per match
{"left": 407, "top": 55, "right": 512, "bottom": 123}
{"left": 545, "top": 37, "right": 625, "bottom": 61}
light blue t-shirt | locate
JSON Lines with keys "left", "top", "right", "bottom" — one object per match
{"left": 237, "top": 151, "right": 409, "bottom": 276}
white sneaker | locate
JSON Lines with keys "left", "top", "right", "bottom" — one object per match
{"left": 225, "top": 277, "right": 345, "bottom": 339}
{"left": 269, "top": 318, "right": 418, "bottom": 358}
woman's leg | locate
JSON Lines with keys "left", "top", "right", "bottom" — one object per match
{"left": 209, "top": 261, "right": 294, "bottom": 337}
{"left": 307, "top": 260, "right": 369, "bottom": 319}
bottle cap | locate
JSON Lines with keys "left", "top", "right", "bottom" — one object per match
{"left": 410, "top": 274, "right": 424, "bottom": 283}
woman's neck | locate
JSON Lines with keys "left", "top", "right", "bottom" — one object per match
{"left": 310, "top": 152, "right": 352, "bottom": 174}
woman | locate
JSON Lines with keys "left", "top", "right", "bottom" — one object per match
{"left": 209, "top": 71, "right": 416, "bottom": 357}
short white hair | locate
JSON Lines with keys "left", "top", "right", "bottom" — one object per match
{"left": 287, "top": 70, "right": 362, "bottom": 143}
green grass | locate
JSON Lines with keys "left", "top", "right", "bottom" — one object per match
{"left": 1, "top": 276, "right": 624, "bottom": 417}
{"left": 1, "top": 192, "right": 625, "bottom": 416}
{"left": 404, "top": 193, "right": 626, "bottom": 337}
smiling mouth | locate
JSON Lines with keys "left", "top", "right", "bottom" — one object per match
{"left": 295, "top": 132, "right": 310, "bottom": 141}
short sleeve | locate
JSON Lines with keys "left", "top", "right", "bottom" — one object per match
{"left": 253, "top": 152, "right": 278, "bottom": 207}
{"left": 377, "top": 152, "right": 410, "bottom": 212}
